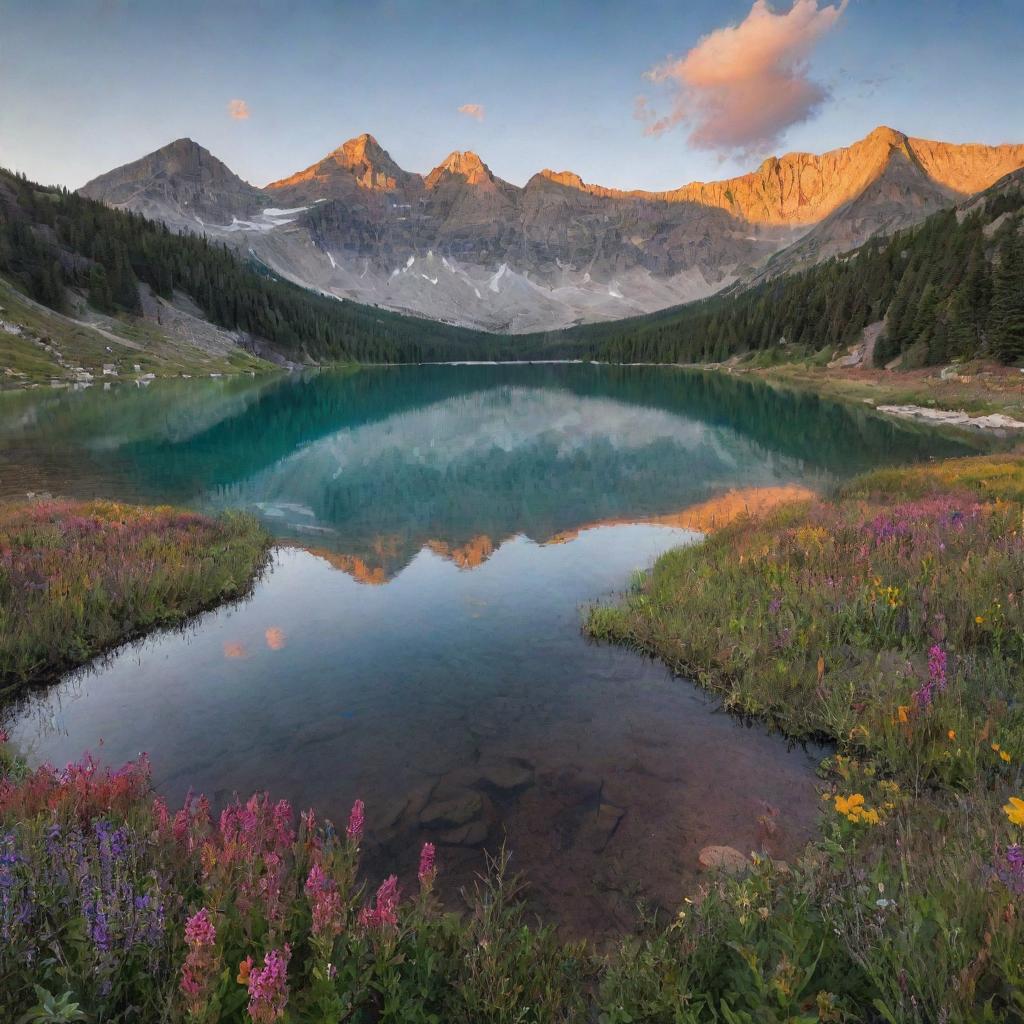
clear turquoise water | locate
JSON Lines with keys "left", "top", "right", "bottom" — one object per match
{"left": 0, "top": 365, "right": 975, "bottom": 934}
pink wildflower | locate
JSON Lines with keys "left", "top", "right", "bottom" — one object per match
{"left": 915, "top": 644, "right": 949, "bottom": 710}
{"left": 247, "top": 945, "right": 291, "bottom": 1023}
{"left": 346, "top": 799, "right": 365, "bottom": 843}
{"left": 418, "top": 842, "right": 437, "bottom": 889}
{"left": 304, "top": 862, "right": 343, "bottom": 938}
{"left": 184, "top": 907, "right": 216, "bottom": 947}
{"left": 358, "top": 874, "right": 400, "bottom": 930}
{"left": 180, "top": 908, "right": 219, "bottom": 1015}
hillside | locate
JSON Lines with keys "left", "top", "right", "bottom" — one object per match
{"left": 0, "top": 167, "right": 500, "bottom": 384}
{"left": 528, "top": 171, "right": 1024, "bottom": 371}
{"left": 80, "top": 127, "right": 1024, "bottom": 333}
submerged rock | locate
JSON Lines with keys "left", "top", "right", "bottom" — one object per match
{"left": 419, "top": 789, "right": 482, "bottom": 829}
{"left": 698, "top": 845, "right": 750, "bottom": 876}
{"left": 438, "top": 820, "right": 490, "bottom": 847}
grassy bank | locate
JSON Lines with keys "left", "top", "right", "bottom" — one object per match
{"left": 749, "top": 359, "right": 1024, "bottom": 423}
{"left": 588, "top": 452, "right": 1024, "bottom": 1020}
{"left": 0, "top": 499, "right": 270, "bottom": 693}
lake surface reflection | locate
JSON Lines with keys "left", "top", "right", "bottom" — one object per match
{"left": 0, "top": 365, "right": 974, "bottom": 934}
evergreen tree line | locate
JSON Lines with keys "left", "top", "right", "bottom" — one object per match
{"left": 553, "top": 187, "right": 1024, "bottom": 367}
{"left": 0, "top": 168, "right": 497, "bottom": 363}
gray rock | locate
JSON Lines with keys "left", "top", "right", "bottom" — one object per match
{"left": 419, "top": 789, "right": 482, "bottom": 829}
{"left": 438, "top": 820, "right": 490, "bottom": 847}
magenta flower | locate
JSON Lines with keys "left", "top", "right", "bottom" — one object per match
{"left": 247, "top": 944, "right": 291, "bottom": 1023}
{"left": 346, "top": 799, "right": 365, "bottom": 843}
{"left": 915, "top": 644, "right": 949, "bottom": 710}
{"left": 357, "top": 874, "right": 400, "bottom": 930}
{"left": 304, "top": 862, "right": 342, "bottom": 938}
{"left": 180, "top": 908, "right": 219, "bottom": 1015}
{"left": 418, "top": 842, "right": 436, "bottom": 889}
{"left": 996, "top": 844, "right": 1024, "bottom": 894}
{"left": 184, "top": 907, "right": 216, "bottom": 948}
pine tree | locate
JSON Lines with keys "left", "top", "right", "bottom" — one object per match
{"left": 989, "top": 219, "right": 1024, "bottom": 364}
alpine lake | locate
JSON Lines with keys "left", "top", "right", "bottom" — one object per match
{"left": 0, "top": 363, "right": 982, "bottom": 937}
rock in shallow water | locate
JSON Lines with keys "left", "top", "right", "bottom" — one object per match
{"left": 419, "top": 789, "right": 483, "bottom": 829}
{"left": 697, "top": 845, "right": 750, "bottom": 876}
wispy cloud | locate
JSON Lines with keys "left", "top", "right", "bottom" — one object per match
{"left": 457, "top": 103, "right": 485, "bottom": 122}
{"left": 638, "top": 0, "right": 847, "bottom": 156}
{"left": 227, "top": 98, "right": 250, "bottom": 121}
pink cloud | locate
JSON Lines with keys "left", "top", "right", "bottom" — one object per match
{"left": 457, "top": 103, "right": 485, "bottom": 122}
{"left": 227, "top": 98, "right": 250, "bottom": 121}
{"left": 641, "top": 0, "right": 847, "bottom": 155}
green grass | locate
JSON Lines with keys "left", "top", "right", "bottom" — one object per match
{"left": 0, "top": 499, "right": 271, "bottom": 693}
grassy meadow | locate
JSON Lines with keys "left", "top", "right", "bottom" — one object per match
{"left": 0, "top": 499, "right": 270, "bottom": 693}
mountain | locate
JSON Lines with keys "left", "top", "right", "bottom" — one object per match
{"left": 80, "top": 128, "right": 1024, "bottom": 333}
{"left": 541, "top": 167, "right": 1024, "bottom": 370}
{"left": 78, "top": 137, "right": 265, "bottom": 226}
{"left": 1, "top": 165, "right": 502, "bottom": 384}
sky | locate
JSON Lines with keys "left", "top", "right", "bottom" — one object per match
{"left": 2, "top": 0, "right": 1023, "bottom": 193}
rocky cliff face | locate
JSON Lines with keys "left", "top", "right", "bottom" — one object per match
{"left": 80, "top": 127, "right": 1024, "bottom": 333}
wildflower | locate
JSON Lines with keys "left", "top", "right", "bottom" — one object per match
{"left": 180, "top": 908, "right": 220, "bottom": 1016}
{"left": 996, "top": 845, "right": 1024, "bottom": 894}
{"left": 346, "top": 799, "right": 365, "bottom": 843}
{"left": 237, "top": 956, "right": 253, "bottom": 985}
{"left": 1004, "top": 797, "right": 1024, "bottom": 827}
{"left": 834, "top": 794, "right": 864, "bottom": 816}
{"left": 976, "top": 615, "right": 985, "bottom": 625}
{"left": 358, "top": 875, "right": 400, "bottom": 930}
{"left": 418, "top": 842, "right": 436, "bottom": 890}
{"left": 993, "top": 743, "right": 1012, "bottom": 763}
{"left": 948, "top": 730, "right": 956, "bottom": 741}
{"left": 927, "top": 645, "right": 948, "bottom": 688}
{"left": 304, "top": 862, "right": 342, "bottom": 938}
{"left": 897, "top": 706, "right": 910, "bottom": 724}
{"left": 247, "top": 945, "right": 291, "bottom": 1023}
{"left": 184, "top": 907, "right": 216, "bottom": 948}
{"left": 834, "top": 793, "right": 880, "bottom": 825}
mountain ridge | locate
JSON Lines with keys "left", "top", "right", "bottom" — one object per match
{"left": 79, "top": 126, "right": 1024, "bottom": 333}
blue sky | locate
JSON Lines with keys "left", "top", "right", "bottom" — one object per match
{"left": 2, "top": 0, "right": 1022, "bottom": 192}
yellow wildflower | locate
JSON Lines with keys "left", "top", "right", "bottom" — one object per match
{"left": 1005, "top": 797, "right": 1024, "bottom": 827}
{"left": 1001, "top": 750, "right": 1012, "bottom": 763}
{"left": 834, "top": 793, "right": 864, "bottom": 816}
{"left": 976, "top": 615, "right": 985, "bottom": 625}
{"left": 897, "top": 706, "right": 910, "bottom": 724}
{"left": 948, "top": 730, "right": 956, "bottom": 740}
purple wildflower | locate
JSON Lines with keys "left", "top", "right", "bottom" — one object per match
{"left": 996, "top": 844, "right": 1024, "bottom": 894}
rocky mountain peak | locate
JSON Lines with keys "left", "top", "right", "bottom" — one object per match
{"left": 535, "top": 169, "right": 587, "bottom": 190}
{"left": 425, "top": 151, "right": 494, "bottom": 188}
{"left": 267, "top": 133, "right": 413, "bottom": 196}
